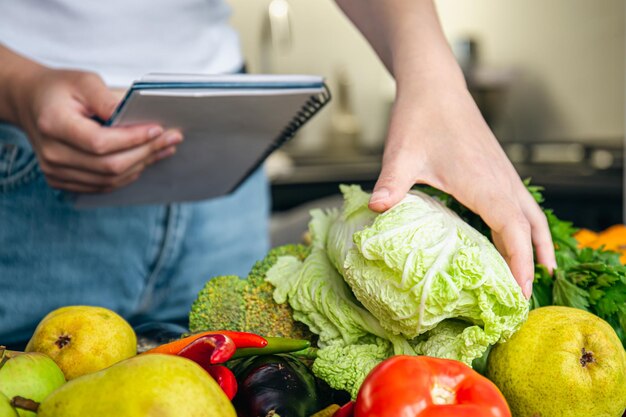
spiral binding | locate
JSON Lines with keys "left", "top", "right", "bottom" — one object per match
{"left": 274, "top": 83, "right": 331, "bottom": 149}
{"left": 231, "top": 83, "right": 332, "bottom": 192}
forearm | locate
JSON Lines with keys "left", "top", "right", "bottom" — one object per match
{"left": 335, "top": 0, "right": 466, "bottom": 97}
{"left": 337, "top": 0, "right": 555, "bottom": 291}
{"left": 0, "top": 44, "right": 45, "bottom": 125}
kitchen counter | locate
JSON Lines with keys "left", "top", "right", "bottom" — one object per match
{"left": 270, "top": 141, "right": 623, "bottom": 231}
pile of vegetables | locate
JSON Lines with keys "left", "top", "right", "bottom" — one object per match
{"left": 186, "top": 182, "right": 626, "bottom": 412}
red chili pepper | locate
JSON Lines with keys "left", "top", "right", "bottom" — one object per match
{"left": 144, "top": 330, "right": 267, "bottom": 355}
{"left": 208, "top": 331, "right": 268, "bottom": 349}
{"left": 177, "top": 334, "right": 236, "bottom": 365}
{"left": 205, "top": 365, "right": 238, "bottom": 400}
{"left": 333, "top": 401, "right": 355, "bottom": 417}
{"left": 354, "top": 356, "right": 511, "bottom": 417}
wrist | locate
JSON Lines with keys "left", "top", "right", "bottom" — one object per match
{"left": 395, "top": 66, "right": 468, "bottom": 104}
{"left": 0, "top": 44, "right": 47, "bottom": 127}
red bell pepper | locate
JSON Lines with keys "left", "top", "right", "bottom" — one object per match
{"left": 354, "top": 356, "right": 511, "bottom": 417}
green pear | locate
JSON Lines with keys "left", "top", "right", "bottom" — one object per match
{"left": 0, "top": 392, "right": 18, "bottom": 417}
{"left": 487, "top": 306, "right": 626, "bottom": 417}
{"left": 0, "top": 348, "right": 65, "bottom": 417}
{"left": 36, "top": 354, "right": 235, "bottom": 417}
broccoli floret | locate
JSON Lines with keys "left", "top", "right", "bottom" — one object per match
{"left": 189, "top": 275, "right": 246, "bottom": 332}
{"left": 189, "top": 244, "right": 313, "bottom": 341}
{"left": 247, "top": 244, "right": 311, "bottom": 286}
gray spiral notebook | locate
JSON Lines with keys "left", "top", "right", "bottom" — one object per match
{"left": 74, "top": 73, "right": 330, "bottom": 208}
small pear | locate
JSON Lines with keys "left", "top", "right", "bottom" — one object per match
{"left": 0, "top": 348, "right": 65, "bottom": 417}
{"left": 26, "top": 306, "right": 136, "bottom": 379}
{"left": 36, "top": 354, "right": 235, "bottom": 417}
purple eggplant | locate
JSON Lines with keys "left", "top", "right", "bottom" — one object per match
{"left": 231, "top": 354, "right": 319, "bottom": 417}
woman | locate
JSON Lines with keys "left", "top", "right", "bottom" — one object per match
{"left": 0, "top": 0, "right": 554, "bottom": 346}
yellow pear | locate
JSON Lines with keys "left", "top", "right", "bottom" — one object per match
{"left": 36, "top": 354, "right": 235, "bottom": 417}
{"left": 26, "top": 306, "right": 136, "bottom": 380}
{"left": 487, "top": 306, "right": 626, "bottom": 417}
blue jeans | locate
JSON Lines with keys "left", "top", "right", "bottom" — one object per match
{"left": 0, "top": 122, "right": 270, "bottom": 345}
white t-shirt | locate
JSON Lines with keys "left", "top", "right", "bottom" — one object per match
{"left": 0, "top": 0, "right": 243, "bottom": 87}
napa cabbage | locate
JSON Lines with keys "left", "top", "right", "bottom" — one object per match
{"left": 266, "top": 185, "right": 528, "bottom": 398}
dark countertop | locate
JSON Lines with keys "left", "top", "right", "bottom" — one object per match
{"left": 270, "top": 143, "right": 623, "bottom": 230}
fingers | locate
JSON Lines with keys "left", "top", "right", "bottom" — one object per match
{"left": 518, "top": 188, "right": 557, "bottom": 272}
{"left": 462, "top": 189, "right": 535, "bottom": 298}
{"left": 32, "top": 71, "right": 163, "bottom": 154}
{"left": 37, "top": 129, "right": 182, "bottom": 190}
{"left": 38, "top": 111, "right": 165, "bottom": 155}
{"left": 492, "top": 222, "right": 535, "bottom": 299}
{"left": 369, "top": 146, "right": 424, "bottom": 212}
{"left": 76, "top": 73, "right": 120, "bottom": 121}
{"left": 43, "top": 148, "right": 176, "bottom": 193}
{"left": 39, "top": 129, "right": 181, "bottom": 173}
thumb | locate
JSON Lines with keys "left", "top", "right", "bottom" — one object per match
{"left": 78, "top": 73, "right": 119, "bottom": 122}
{"left": 369, "top": 151, "right": 416, "bottom": 212}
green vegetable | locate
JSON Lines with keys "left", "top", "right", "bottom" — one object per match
{"left": 311, "top": 337, "right": 392, "bottom": 399}
{"left": 189, "top": 275, "right": 246, "bottom": 333}
{"left": 266, "top": 185, "right": 528, "bottom": 397}
{"left": 342, "top": 186, "right": 527, "bottom": 343}
{"left": 325, "top": 185, "right": 377, "bottom": 275}
{"left": 247, "top": 244, "right": 312, "bottom": 285}
{"left": 230, "top": 337, "right": 310, "bottom": 359}
{"left": 267, "top": 243, "right": 412, "bottom": 354}
{"left": 411, "top": 319, "right": 491, "bottom": 366}
{"left": 189, "top": 245, "right": 313, "bottom": 340}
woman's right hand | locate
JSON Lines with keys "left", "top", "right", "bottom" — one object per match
{"left": 16, "top": 68, "right": 182, "bottom": 193}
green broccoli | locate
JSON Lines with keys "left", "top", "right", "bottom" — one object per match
{"left": 246, "top": 243, "right": 311, "bottom": 286}
{"left": 189, "top": 244, "right": 313, "bottom": 340}
{"left": 189, "top": 275, "right": 246, "bottom": 332}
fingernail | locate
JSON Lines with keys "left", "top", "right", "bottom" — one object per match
{"left": 165, "top": 133, "right": 183, "bottom": 145}
{"left": 524, "top": 281, "right": 533, "bottom": 299}
{"left": 156, "top": 147, "right": 176, "bottom": 159}
{"left": 370, "top": 188, "right": 390, "bottom": 204}
{"left": 148, "top": 127, "right": 163, "bottom": 139}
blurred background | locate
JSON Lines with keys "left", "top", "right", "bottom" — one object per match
{"left": 227, "top": 0, "right": 625, "bottom": 243}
